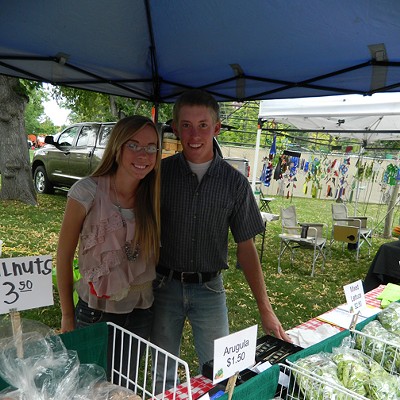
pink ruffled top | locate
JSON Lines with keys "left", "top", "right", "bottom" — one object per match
{"left": 68, "top": 175, "right": 155, "bottom": 313}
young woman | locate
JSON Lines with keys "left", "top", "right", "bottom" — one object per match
{"left": 56, "top": 115, "right": 161, "bottom": 381}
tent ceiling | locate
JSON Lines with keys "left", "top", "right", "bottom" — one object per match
{"left": 259, "top": 93, "right": 400, "bottom": 143}
{"left": 1, "top": 1, "right": 400, "bottom": 102}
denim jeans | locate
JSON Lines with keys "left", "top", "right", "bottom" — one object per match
{"left": 75, "top": 298, "right": 153, "bottom": 387}
{"left": 150, "top": 273, "right": 229, "bottom": 392}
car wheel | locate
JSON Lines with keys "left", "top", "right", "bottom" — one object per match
{"left": 33, "top": 166, "right": 54, "bottom": 194}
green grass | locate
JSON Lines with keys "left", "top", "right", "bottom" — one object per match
{"left": 0, "top": 192, "right": 397, "bottom": 374}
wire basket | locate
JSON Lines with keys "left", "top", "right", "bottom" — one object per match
{"left": 350, "top": 328, "right": 400, "bottom": 376}
{"left": 107, "top": 322, "right": 193, "bottom": 399}
{"left": 276, "top": 328, "right": 400, "bottom": 400}
{"left": 276, "top": 363, "right": 368, "bottom": 400}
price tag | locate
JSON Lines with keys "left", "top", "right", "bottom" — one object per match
{"left": 0, "top": 255, "right": 53, "bottom": 314}
{"left": 212, "top": 325, "right": 257, "bottom": 384}
{"left": 343, "top": 279, "right": 366, "bottom": 314}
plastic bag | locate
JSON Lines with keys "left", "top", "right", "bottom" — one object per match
{"left": 378, "top": 301, "right": 400, "bottom": 334}
{"left": 334, "top": 338, "right": 400, "bottom": 400}
{"left": 293, "top": 352, "right": 347, "bottom": 399}
{"left": 0, "top": 318, "right": 137, "bottom": 399}
{"left": 355, "top": 320, "right": 400, "bottom": 373}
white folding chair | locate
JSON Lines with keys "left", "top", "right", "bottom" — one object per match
{"left": 278, "top": 205, "right": 327, "bottom": 277}
{"left": 331, "top": 203, "right": 372, "bottom": 260}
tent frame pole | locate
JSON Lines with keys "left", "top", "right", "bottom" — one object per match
{"left": 251, "top": 119, "right": 263, "bottom": 194}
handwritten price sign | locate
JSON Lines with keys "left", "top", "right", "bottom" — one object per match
{"left": 0, "top": 255, "right": 53, "bottom": 314}
{"left": 212, "top": 325, "right": 257, "bottom": 384}
{"left": 344, "top": 279, "right": 366, "bottom": 314}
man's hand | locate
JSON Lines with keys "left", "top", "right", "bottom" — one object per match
{"left": 260, "top": 309, "right": 292, "bottom": 342}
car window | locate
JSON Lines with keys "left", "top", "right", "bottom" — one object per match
{"left": 57, "top": 126, "right": 80, "bottom": 147}
{"left": 98, "top": 125, "right": 114, "bottom": 146}
{"left": 76, "top": 125, "right": 98, "bottom": 147}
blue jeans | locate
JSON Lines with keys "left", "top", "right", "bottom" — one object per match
{"left": 75, "top": 298, "right": 153, "bottom": 387}
{"left": 150, "top": 273, "right": 229, "bottom": 391}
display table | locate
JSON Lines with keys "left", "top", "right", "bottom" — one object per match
{"left": 159, "top": 375, "right": 214, "bottom": 400}
{"left": 0, "top": 287, "right": 384, "bottom": 399}
{"left": 162, "top": 286, "right": 385, "bottom": 399}
{"left": 286, "top": 284, "right": 387, "bottom": 375}
{"left": 291, "top": 284, "right": 383, "bottom": 333}
{"left": 364, "top": 240, "right": 400, "bottom": 292}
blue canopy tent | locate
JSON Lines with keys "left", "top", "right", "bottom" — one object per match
{"left": 1, "top": 0, "right": 400, "bottom": 110}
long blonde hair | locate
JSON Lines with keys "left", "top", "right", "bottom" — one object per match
{"left": 92, "top": 116, "right": 161, "bottom": 262}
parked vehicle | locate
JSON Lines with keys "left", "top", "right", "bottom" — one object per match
{"left": 31, "top": 120, "right": 248, "bottom": 194}
{"left": 32, "top": 122, "right": 114, "bottom": 194}
{"left": 223, "top": 157, "right": 250, "bottom": 177}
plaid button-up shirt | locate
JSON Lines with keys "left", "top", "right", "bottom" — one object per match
{"left": 159, "top": 152, "right": 264, "bottom": 272}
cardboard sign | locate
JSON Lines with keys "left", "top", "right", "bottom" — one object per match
{"left": 212, "top": 325, "right": 257, "bottom": 384}
{"left": 0, "top": 255, "right": 53, "bottom": 314}
{"left": 343, "top": 279, "right": 366, "bottom": 313}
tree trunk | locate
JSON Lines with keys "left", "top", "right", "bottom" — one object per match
{"left": 0, "top": 76, "right": 37, "bottom": 205}
{"left": 109, "top": 95, "right": 118, "bottom": 118}
{"left": 383, "top": 183, "right": 399, "bottom": 238}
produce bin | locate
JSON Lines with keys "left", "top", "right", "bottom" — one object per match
{"left": 277, "top": 313, "right": 400, "bottom": 400}
{"left": 0, "top": 322, "right": 192, "bottom": 399}
{"left": 277, "top": 362, "right": 367, "bottom": 400}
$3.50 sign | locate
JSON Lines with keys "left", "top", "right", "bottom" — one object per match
{"left": 0, "top": 255, "right": 53, "bottom": 314}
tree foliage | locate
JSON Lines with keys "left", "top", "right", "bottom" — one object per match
{"left": 50, "top": 86, "right": 173, "bottom": 123}
{"left": 24, "top": 84, "right": 48, "bottom": 135}
{"left": 219, "top": 101, "right": 260, "bottom": 145}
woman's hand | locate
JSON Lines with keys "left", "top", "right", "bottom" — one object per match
{"left": 60, "top": 314, "right": 75, "bottom": 333}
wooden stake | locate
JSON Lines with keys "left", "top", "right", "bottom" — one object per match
{"left": 225, "top": 371, "right": 239, "bottom": 400}
{"left": 10, "top": 308, "right": 23, "bottom": 358}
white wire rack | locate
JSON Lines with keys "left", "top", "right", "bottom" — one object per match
{"left": 350, "top": 328, "right": 400, "bottom": 376}
{"left": 276, "top": 328, "right": 400, "bottom": 400}
{"left": 107, "top": 322, "right": 192, "bottom": 400}
{"left": 276, "top": 362, "right": 368, "bottom": 400}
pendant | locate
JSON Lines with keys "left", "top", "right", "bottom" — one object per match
{"left": 125, "top": 242, "right": 139, "bottom": 262}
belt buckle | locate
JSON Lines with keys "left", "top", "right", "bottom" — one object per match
{"left": 181, "top": 272, "right": 196, "bottom": 283}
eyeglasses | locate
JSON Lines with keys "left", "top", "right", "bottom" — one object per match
{"left": 125, "top": 142, "right": 159, "bottom": 154}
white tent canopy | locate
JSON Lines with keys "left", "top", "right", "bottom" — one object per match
{"left": 258, "top": 93, "right": 400, "bottom": 143}
{"left": 251, "top": 93, "right": 400, "bottom": 191}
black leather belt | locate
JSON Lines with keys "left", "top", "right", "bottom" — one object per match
{"left": 156, "top": 266, "right": 220, "bottom": 283}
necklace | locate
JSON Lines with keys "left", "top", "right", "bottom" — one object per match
{"left": 113, "top": 178, "right": 140, "bottom": 262}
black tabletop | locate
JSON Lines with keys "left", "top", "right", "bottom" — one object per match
{"left": 363, "top": 240, "right": 400, "bottom": 292}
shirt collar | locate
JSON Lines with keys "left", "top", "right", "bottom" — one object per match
{"left": 178, "top": 152, "right": 223, "bottom": 177}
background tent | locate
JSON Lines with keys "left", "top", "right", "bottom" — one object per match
{"left": 258, "top": 93, "right": 400, "bottom": 143}
{"left": 255, "top": 93, "right": 400, "bottom": 185}
{"left": 257, "top": 93, "right": 400, "bottom": 230}
{"left": 1, "top": 1, "right": 400, "bottom": 104}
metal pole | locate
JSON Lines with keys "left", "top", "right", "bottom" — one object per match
{"left": 251, "top": 119, "right": 262, "bottom": 193}
{"left": 354, "top": 144, "right": 365, "bottom": 216}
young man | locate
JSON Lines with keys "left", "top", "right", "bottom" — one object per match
{"left": 151, "top": 89, "right": 289, "bottom": 389}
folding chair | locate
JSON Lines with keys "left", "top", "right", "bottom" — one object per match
{"left": 259, "top": 189, "right": 274, "bottom": 213}
{"left": 278, "top": 205, "right": 327, "bottom": 277}
{"left": 331, "top": 203, "right": 372, "bottom": 260}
